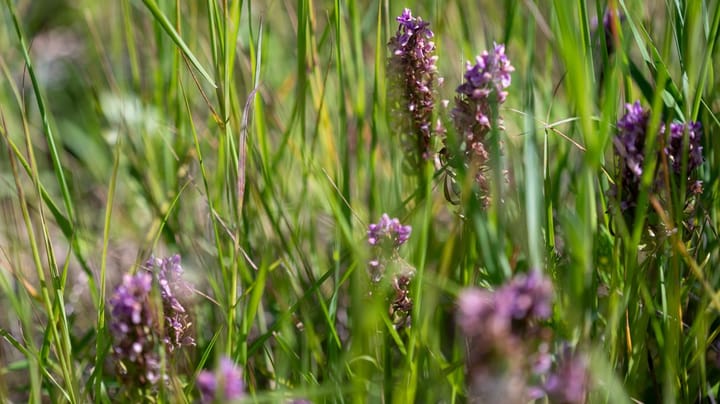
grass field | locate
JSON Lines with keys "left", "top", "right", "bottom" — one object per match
{"left": 1, "top": 0, "right": 719, "bottom": 402}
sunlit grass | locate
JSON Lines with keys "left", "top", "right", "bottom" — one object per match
{"left": 0, "top": 0, "right": 718, "bottom": 402}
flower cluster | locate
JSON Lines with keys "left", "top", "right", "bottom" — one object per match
{"left": 612, "top": 101, "right": 703, "bottom": 217}
{"left": 367, "top": 214, "right": 414, "bottom": 328}
{"left": 197, "top": 357, "right": 245, "bottom": 403}
{"left": 457, "top": 271, "right": 588, "bottom": 403}
{"left": 108, "top": 255, "right": 195, "bottom": 389}
{"left": 109, "top": 272, "right": 160, "bottom": 386}
{"left": 452, "top": 43, "right": 514, "bottom": 205}
{"left": 388, "top": 8, "right": 441, "bottom": 171}
{"left": 367, "top": 213, "right": 412, "bottom": 249}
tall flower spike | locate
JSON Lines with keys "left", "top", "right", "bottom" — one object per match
{"left": 109, "top": 272, "right": 161, "bottom": 386}
{"left": 388, "top": 8, "right": 441, "bottom": 171}
{"left": 452, "top": 43, "right": 514, "bottom": 205}
{"left": 453, "top": 43, "right": 514, "bottom": 133}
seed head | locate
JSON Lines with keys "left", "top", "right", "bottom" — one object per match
{"left": 388, "top": 8, "right": 441, "bottom": 171}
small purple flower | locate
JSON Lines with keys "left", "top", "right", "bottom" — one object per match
{"left": 197, "top": 357, "right": 245, "bottom": 403}
{"left": 109, "top": 272, "right": 161, "bottom": 386}
{"left": 367, "top": 213, "right": 412, "bottom": 248}
{"left": 388, "top": 8, "right": 441, "bottom": 169}
{"left": 614, "top": 101, "right": 649, "bottom": 176}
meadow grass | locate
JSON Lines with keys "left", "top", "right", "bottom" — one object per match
{"left": 0, "top": 0, "right": 719, "bottom": 402}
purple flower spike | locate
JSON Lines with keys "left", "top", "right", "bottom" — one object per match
{"left": 388, "top": 8, "right": 441, "bottom": 170}
{"left": 109, "top": 272, "right": 161, "bottom": 386}
{"left": 197, "top": 357, "right": 245, "bottom": 403}
{"left": 453, "top": 43, "right": 514, "bottom": 133}
{"left": 452, "top": 43, "right": 514, "bottom": 204}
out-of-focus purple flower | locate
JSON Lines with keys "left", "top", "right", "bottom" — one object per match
{"left": 458, "top": 271, "right": 553, "bottom": 342}
{"left": 388, "top": 8, "right": 441, "bottom": 170}
{"left": 664, "top": 121, "right": 703, "bottom": 175}
{"left": 197, "top": 357, "right": 245, "bottom": 404}
{"left": 456, "top": 288, "right": 504, "bottom": 341}
{"left": 144, "top": 255, "right": 195, "bottom": 352}
{"left": 457, "top": 271, "right": 553, "bottom": 346}
{"left": 496, "top": 271, "right": 554, "bottom": 325}
{"left": 544, "top": 349, "right": 589, "bottom": 404}
{"left": 452, "top": 43, "right": 514, "bottom": 205}
{"left": 457, "top": 271, "right": 554, "bottom": 402}
{"left": 109, "top": 272, "right": 161, "bottom": 386}
{"left": 612, "top": 101, "right": 704, "bottom": 214}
